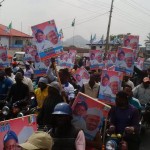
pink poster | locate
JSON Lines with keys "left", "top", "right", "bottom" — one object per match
{"left": 66, "top": 50, "right": 77, "bottom": 68}
{"left": 24, "top": 45, "right": 38, "bottom": 62}
{"left": 115, "top": 47, "right": 135, "bottom": 76}
{"left": 106, "top": 51, "right": 116, "bottom": 68}
{"left": 31, "top": 20, "right": 63, "bottom": 61}
{"left": 99, "top": 70, "right": 123, "bottom": 105}
{"left": 72, "top": 92, "right": 110, "bottom": 140}
{"left": 0, "top": 115, "right": 37, "bottom": 149}
{"left": 0, "top": 46, "right": 9, "bottom": 68}
{"left": 89, "top": 50, "right": 104, "bottom": 70}
{"left": 73, "top": 67, "right": 90, "bottom": 88}
{"left": 136, "top": 57, "right": 144, "bottom": 70}
{"left": 58, "top": 52, "right": 68, "bottom": 68}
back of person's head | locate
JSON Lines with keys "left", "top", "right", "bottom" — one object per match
{"left": 19, "top": 131, "right": 53, "bottom": 150}
{"left": 5, "top": 67, "right": 12, "bottom": 76}
{"left": 16, "top": 68, "right": 24, "bottom": 76}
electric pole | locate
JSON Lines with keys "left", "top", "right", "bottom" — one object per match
{"left": 0, "top": 0, "right": 5, "bottom": 7}
{"left": 105, "top": 0, "right": 114, "bottom": 52}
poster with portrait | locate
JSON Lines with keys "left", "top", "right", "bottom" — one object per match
{"left": 98, "top": 70, "right": 123, "bottom": 105}
{"left": 66, "top": 50, "right": 77, "bottom": 68}
{"left": 136, "top": 57, "right": 144, "bottom": 70}
{"left": 24, "top": 45, "right": 38, "bottom": 62}
{"left": 31, "top": 20, "right": 64, "bottom": 61}
{"left": 89, "top": 50, "right": 104, "bottom": 70}
{"left": 106, "top": 51, "right": 116, "bottom": 68}
{"left": 34, "top": 53, "right": 47, "bottom": 76}
{"left": 0, "top": 46, "right": 9, "bottom": 68}
{"left": 72, "top": 92, "right": 110, "bottom": 140}
{"left": 58, "top": 52, "right": 68, "bottom": 68}
{"left": 115, "top": 47, "right": 134, "bottom": 76}
{"left": 73, "top": 67, "right": 90, "bottom": 88}
{"left": 0, "top": 115, "right": 37, "bottom": 149}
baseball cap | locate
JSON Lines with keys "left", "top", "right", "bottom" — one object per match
{"left": 19, "top": 131, "right": 53, "bottom": 150}
{"left": 39, "top": 77, "right": 48, "bottom": 84}
{"left": 3, "top": 130, "right": 18, "bottom": 143}
{"left": 143, "top": 77, "right": 150, "bottom": 83}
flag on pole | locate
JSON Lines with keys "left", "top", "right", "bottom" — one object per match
{"left": 5, "top": 22, "right": 12, "bottom": 33}
{"left": 90, "top": 34, "right": 93, "bottom": 44}
{"left": 59, "top": 29, "right": 64, "bottom": 40}
{"left": 93, "top": 34, "right": 96, "bottom": 41}
{"left": 90, "top": 34, "right": 96, "bottom": 44}
{"left": 71, "top": 18, "right": 75, "bottom": 27}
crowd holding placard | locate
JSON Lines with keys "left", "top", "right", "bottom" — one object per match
{"left": 0, "top": 20, "right": 150, "bottom": 150}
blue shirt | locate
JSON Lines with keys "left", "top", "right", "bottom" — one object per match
{"left": 0, "top": 78, "right": 13, "bottom": 100}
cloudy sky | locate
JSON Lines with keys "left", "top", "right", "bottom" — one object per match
{"left": 0, "top": 0, "right": 150, "bottom": 45}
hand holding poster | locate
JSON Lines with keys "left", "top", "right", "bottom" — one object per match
{"left": 115, "top": 47, "right": 134, "bottom": 76}
{"left": 66, "top": 50, "right": 77, "bottom": 68}
{"left": 31, "top": 20, "right": 63, "bottom": 61}
{"left": 90, "top": 50, "right": 104, "bottom": 70}
{"left": 24, "top": 45, "right": 38, "bottom": 62}
{"left": 99, "top": 70, "right": 123, "bottom": 105}
{"left": 0, "top": 115, "right": 37, "bottom": 149}
{"left": 73, "top": 67, "right": 90, "bottom": 88}
{"left": 0, "top": 46, "right": 9, "bottom": 68}
{"left": 72, "top": 92, "right": 111, "bottom": 140}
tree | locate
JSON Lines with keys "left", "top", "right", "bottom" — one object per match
{"left": 145, "top": 33, "right": 150, "bottom": 44}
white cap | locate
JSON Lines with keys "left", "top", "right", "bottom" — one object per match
{"left": 43, "top": 26, "right": 55, "bottom": 35}
{"left": 87, "top": 108, "right": 102, "bottom": 117}
{"left": 110, "top": 76, "right": 119, "bottom": 82}
{"left": 125, "top": 53, "right": 133, "bottom": 58}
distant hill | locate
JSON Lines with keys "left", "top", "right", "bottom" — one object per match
{"left": 63, "top": 35, "right": 89, "bottom": 48}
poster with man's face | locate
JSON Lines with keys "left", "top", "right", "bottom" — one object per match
{"left": 99, "top": 70, "right": 123, "bottom": 105}
{"left": 66, "top": 50, "right": 77, "bottom": 68}
{"left": 136, "top": 57, "right": 144, "bottom": 71}
{"left": 24, "top": 45, "right": 38, "bottom": 62}
{"left": 89, "top": 50, "right": 104, "bottom": 70}
{"left": 72, "top": 92, "right": 110, "bottom": 140}
{"left": 58, "top": 52, "right": 68, "bottom": 68}
{"left": 0, "top": 115, "right": 37, "bottom": 149}
{"left": 106, "top": 51, "right": 116, "bottom": 68}
{"left": 73, "top": 67, "right": 90, "bottom": 88}
{"left": 0, "top": 46, "right": 9, "bottom": 68}
{"left": 31, "top": 20, "right": 63, "bottom": 61}
{"left": 115, "top": 47, "right": 134, "bottom": 76}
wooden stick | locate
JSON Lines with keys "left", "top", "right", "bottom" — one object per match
{"left": 102, "top": 117, "right": 108, "bottom": 144}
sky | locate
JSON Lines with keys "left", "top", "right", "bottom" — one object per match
{"left": 0, "top": 0, "right": 150, "bottom": 45}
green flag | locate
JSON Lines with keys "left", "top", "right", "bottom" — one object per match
{"left": 5, "top": 22, "right": 12, "bottom": 33}
{"left": 71, "top": 18, "right": 75, "bottom": 27}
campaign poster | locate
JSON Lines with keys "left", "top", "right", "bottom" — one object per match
{"left": 123, "top": 35, "right": 139, "bottom": 50}
{"left": 106, "top": 51, "right": 116, "bottom": 68}
{"left": 0, "top": 46, "right": 9, "bottom": 68}
{"left": 34, "top": 53, "right": 47, "bottom": 76}
{"left": 89, "top": 50, "right": 104, "bottom": 70}
{"left": 72, "top": 92, "right": 110, "bottom": 140}
{"left": 31, "top": 20, "right": 63, "bottom": 61}
{"left": 58, "top": 52, "right": 68, "bottom": 68}
{"left": 98, "top": 70, "right": 123, "bottom": 105}
{"left": 24, "top": 45, "right": 38, "bottom": 62}
{"left": 115, "top": 47, "right": 134, "bottom": 76}
{"left": 136, "top": 57, "right": 144, "bottom": 70}
{"left": 73, "top": 67, "right": 90, "bottom": 88}
{"left": 0, "top": 115, "right": 37, "bottom": 149}
{"left": 66, "top": 50, "right": 77, "bottom": 68}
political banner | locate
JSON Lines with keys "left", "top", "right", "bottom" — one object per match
{"left": 106, "top": 51, "right": 116, "bottom": 68}
{"left": 24, "top": 45, "right": 38, "bottom": 62}
{"left": 31, "top": 20, "right": 63, "bottom": 61}
{"left": 0, "top": 115, "right": 37, "bottom": 149}
{"left": 73, "top": 67, "right": 90, "bottom": 88}
{"left": 136, "top": 57, "right": 144, "bottom": 70}
{"left": 99, "top": 70, "right": 123, "bottom": 105}
{"left": 115, "top": 47, "right": 134, "bottom": 76}
{"left": 72, "top": 92, "right": 110, "bottom": 140}
{"left": 66, "top": 50, "right": 77, "bottom": 68}
{"left": 0, "top": 46, "right": 9, "bottom": 68}
{"left": 58, "top": 52, "right": 68, "bottom": 68}
{"left": 89, "top": 50, "right": 104, "bottom": 70}
{"left": 34, "top": 53, "right": 47, "bottom": 76}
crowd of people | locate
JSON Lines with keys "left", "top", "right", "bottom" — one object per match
{"left": 0, "top": 55, "right": 150, "bottom": 150}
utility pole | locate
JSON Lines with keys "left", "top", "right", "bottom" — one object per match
{"left": 0, "top": 0, "right": 5, "bottom": 7}
{"left": 105, "top": 0, "right": 114, "bottom": 52}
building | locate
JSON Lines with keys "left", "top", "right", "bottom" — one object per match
{"left": 0, "top": 24, "right": 32, "bottom": 49}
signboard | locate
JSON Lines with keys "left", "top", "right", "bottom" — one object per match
{"left": 0, "top": 115, "right": 37, "bottom": 149}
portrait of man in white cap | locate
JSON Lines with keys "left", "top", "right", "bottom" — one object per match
{"left": 33, "top": 29, "right": 51, "bottom": 53}
{"left": 84, "top": 108, "right": 102, "bottom": 140}
{"left": 115, "top": 50, "right": 126, "bottom": 68}
{"left": 125, "top": 53, "right": 134, "bottom": 71}
{"left": 110, "top": 76, "right": 120, "bottom": 97}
